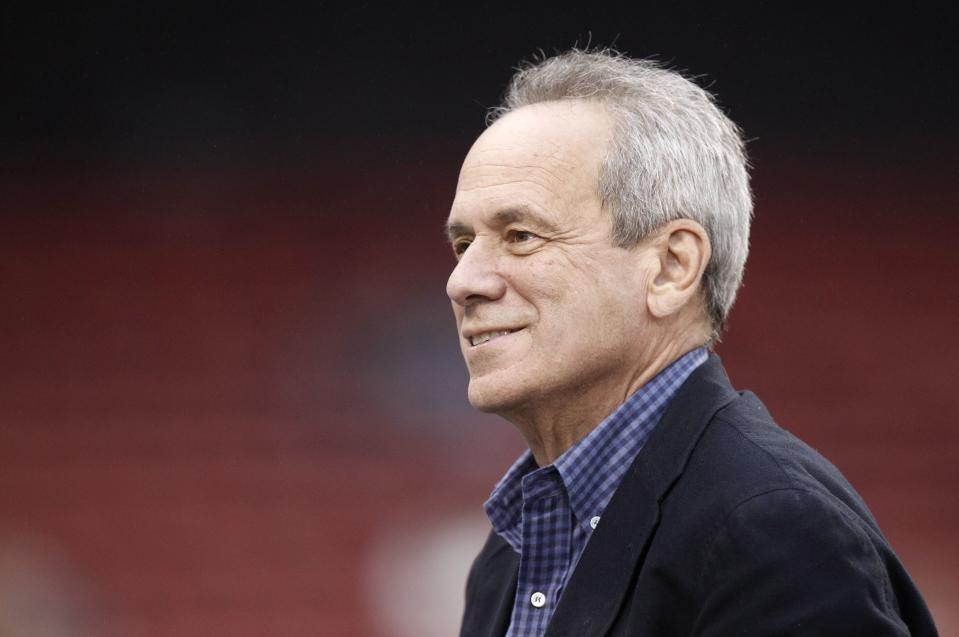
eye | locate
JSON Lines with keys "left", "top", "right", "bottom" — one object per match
{"left": 506, "top": 229, "right": 537, "bottom": 243}
{"left": 452, "top": 238, "right": 472, "bottom": 257}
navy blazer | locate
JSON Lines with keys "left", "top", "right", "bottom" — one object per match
{"left": 460, "top": 356, "right": 938, "bottom": 636}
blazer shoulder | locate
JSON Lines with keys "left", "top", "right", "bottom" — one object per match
{"left": 697, "top": 390, "right": 876, "bottom": 523}
{"left": 692, "top": 485, "right": 931, "bottom": 636}
{"left": 674, "top": 393, "right": 938, "bottom": 635}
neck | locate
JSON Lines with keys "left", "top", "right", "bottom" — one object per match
{"left": 505, "top": 339, "right": 704, "bottom": 466}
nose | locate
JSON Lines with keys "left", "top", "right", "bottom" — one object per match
{"left": 446, "top": 240, "right": 507, "bottom": 307}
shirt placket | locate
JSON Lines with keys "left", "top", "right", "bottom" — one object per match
{"left": 508, "top": 468, "right": 571, "bottom": 636}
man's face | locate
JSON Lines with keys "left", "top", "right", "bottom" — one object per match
{"left": 446, "top": 101, "right": 654, "bottom": 417}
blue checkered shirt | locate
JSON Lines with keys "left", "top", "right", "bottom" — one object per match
{"left": 484, "top": 348, "right": 708, "bottom": 637}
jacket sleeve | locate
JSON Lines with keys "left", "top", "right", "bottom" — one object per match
{"left": 691, "top": 487, "right": 932, "bottom": 636}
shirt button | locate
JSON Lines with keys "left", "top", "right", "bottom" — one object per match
{"left": 530, "top": 591, "right": 547, "bottom": 608}
{"left": 590, "top": 516, "right": 601, "bottom": 529}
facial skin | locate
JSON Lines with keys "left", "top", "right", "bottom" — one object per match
{"left": 446, "top": 101, "right": 711, "bottom": 465}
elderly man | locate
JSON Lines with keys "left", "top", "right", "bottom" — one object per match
{"left": 445, "top": 50, "right": 937, "bottom": 636}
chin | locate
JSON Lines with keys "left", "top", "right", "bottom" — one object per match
{"left": 467, "top": 384, "right": 510, "bottom": 414}
{"left": 466, "top": 374, "right": 530, "bottom": 415}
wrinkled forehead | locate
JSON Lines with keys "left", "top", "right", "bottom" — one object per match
{"left": 451, "top": 101, "right": 613, "bottom": 216}
{"left": 455, "top": 137, "right": 579, "bottom": 197}
{"left": 463, "top": 101, "right": 611, "bottom": 171}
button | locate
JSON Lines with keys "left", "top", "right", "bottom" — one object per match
{"left": 530, "top": 591, "right": 547, "bottom": 608}
{"left": 590, "top": 516, "right": 601, "bottom": 529}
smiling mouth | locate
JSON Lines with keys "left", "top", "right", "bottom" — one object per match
{"left": 469, "top": 329, "right": 520, "bottom": 347}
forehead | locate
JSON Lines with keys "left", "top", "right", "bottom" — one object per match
{"left": 448, "top": 101, "right": 612, "bottom": 229}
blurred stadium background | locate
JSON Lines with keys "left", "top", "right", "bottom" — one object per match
{"left": 1, "top": 5, "right": 956, "bottom": 636}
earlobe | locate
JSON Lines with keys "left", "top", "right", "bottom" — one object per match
{"left": 646, "top": 220, "right": 711, "bottom": 319}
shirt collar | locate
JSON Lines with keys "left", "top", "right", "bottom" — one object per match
{"left": 554, "top": 347, "right": 708, "bottom": 531}
{"left": 484, "top": 448, "right": 536, "bottom": 550}
{"left": 484, "top": 347, "right": 708, "bottom": 546}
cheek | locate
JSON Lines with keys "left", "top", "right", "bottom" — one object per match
{"left": 565, "top": 281, "right": 637, "bottom": 343}
{"left": 518, "top": 252, "right": 636, "bottom": 330}
{"left": 509, "top": 262, "right": 566, "bottom": 312}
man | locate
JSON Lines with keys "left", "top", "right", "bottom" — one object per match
{"left": 445, "top": 49, "right": 938, "bottom": 636}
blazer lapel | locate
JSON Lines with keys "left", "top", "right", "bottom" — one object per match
{"left": 460, "top": 532, "right": 519, "bottom": 637}
{"left": 486, "top": 543, "right": 519, "bottom": 637}
{"left": 544, "top": 355, "right": 739, "bottom": 637}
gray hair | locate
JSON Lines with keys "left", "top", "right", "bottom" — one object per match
{"left": 489, "top": 49, "right": 753, "bottom": 343}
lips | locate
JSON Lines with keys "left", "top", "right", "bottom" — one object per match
{"left": 469, "top": 330, "right": 514, "bottom": 346}
{"left": 464, "top": 327, "right": 523, "bottom": 347}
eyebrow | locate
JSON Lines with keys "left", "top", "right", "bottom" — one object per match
{"left": 445, "top": 206, "right": 556, "bottom": 243}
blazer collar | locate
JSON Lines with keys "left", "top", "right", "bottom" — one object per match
{"left": 465, "top": 532, "right": 519, "bottom": 637}
{"left": 544, "top": 354, "right": 739, "bottom": 637}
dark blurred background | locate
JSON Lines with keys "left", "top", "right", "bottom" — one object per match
{"left": 1, "top": 4, "right": 957, "bottom": 636}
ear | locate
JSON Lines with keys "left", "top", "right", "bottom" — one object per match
{"left": 646, "top": 219, "right": 711, "bottom": 319}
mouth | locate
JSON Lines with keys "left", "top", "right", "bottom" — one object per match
{"left": 467, "top": 328, "right": 522, "bottom": 347}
